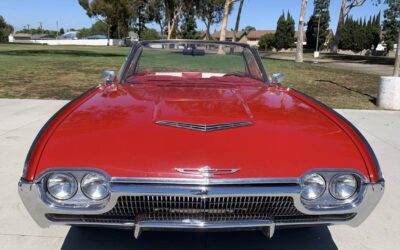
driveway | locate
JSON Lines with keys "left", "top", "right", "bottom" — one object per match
{"left": 0, "top": 99, "right": 399, "bottom": 250}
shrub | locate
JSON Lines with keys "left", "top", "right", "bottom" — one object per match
{"left": 258, "top": 33, "right": 276, "bottom": 51}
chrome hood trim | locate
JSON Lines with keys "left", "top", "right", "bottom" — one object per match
{"left": 155, "top": 120, "right": 253, "bottom": 132}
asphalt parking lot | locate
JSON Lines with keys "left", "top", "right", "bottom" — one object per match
{"left": 0, "top": 99, "right": 399, "bottom": 250}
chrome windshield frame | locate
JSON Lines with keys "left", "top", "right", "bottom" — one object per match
{"left": 117, "top": 40, "right": 270, "bottom": 85}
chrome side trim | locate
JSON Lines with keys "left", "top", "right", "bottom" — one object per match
{"left": 155, "top": 120, "right": 253, "bottom": 132}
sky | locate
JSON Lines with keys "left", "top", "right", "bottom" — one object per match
{"left": 0, "top": 0, "right": 388, "bottom": 33}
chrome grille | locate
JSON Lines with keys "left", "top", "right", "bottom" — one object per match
{"left": 155, "top": 120, "right": 252, "bottom": 132}
{"left": 107, "top": 195, "right": 305, "bottom": 222}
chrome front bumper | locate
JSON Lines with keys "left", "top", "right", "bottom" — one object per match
{"left": 18, "top": 178, "right": 384, "bottom": 238}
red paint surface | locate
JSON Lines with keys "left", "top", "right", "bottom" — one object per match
{"left": 26, "top": 76, "right": 379, "bottom": 182}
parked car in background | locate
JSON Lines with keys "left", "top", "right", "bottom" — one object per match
{"left": 18, "top": 40, "right": 384, "bottom": 239}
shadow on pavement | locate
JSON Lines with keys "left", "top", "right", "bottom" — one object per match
{"left": 61, "top": 226, "right": 337, "bottom": 250}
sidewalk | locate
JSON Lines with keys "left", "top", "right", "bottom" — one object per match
{"left": 266, "top": 54, "right": 394, "bottom": 76}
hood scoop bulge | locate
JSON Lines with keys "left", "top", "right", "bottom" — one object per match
{"left": 155, "top": 120, "right": 253, "bottom": 132}
{"left": 153, "top": 87, "right": 254, "bottom": 132}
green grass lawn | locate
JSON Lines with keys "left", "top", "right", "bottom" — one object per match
{"left": 0, "top": 43, "right": 379, "bottom": 109}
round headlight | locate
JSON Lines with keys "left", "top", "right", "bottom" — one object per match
{"left": 330, "top": 174, "right": 358, "bottom": 200}
{"left": 47, "top": 173, "right": 78, "bottom": 200}
{"left": 81, "top": 173, "right": 109, "bottom": 200}
{"left": 301, "top": 173, "right": 326, "bottom": 200}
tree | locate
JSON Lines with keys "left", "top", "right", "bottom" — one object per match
{"left": 146, "top": 0, "right": 166, "bottom": 38}
{"left": 296, "top": 0, "right": 308, "bottom": 62}
{"left": 306, "top": 0, "right": 331, "bottom": 50}
{"left": 196, "top": 0, "right": 226, "bottom": 40}
{"left": 286, "top": 11, "right": 296, "bottom": 48}
{"left": 365, "top": 13, "right": 381, "bottom": 49}
{"left": 17, "top": 27, "right": 57, "bottom": 36}
{"left": 132, "top": 0, "right": 149, "bottom": 39}
{"left": 383, "top": 0, "right": 400, "bottom": 48}
{"left": 274, "top": 11, "right": 294, "bottom": 50}
{"left": 164, "top": 0, "right": 189, "bottom": 39}
{"left": 59, "top": 28, "right": 65, "bottom": 35}
{"left": 258, "top": 33, "right": 275, "bottom": 51}
{"left": 339, "top": 14, "right": 383, "bottom": 51}
{"left": 77, "top": 20, "right": 108, "bottom": 38}
{"left": 141, "top": 28, "right": 161, "bottom": 40}
{"left": 180, "top": 7, "right": 198, "bottom": 39}
{"left": 353, "top": 18, "right": 367, "bottom": 50}
{"left": 275, "top": 12, "right": 287, "bottom": 50}
{"left": 242, "top": 25, "right": 256, "bottom": 33}
{"left": 78, "top": 0, "right": 135, "bottom": 42}
{"left": 0, "top": 16, "right": 14, "bottom": 41}
{"left": 382, "top": 0, "right": 400, "bottom": 76}
{"left": 331, "top": 0, "right": 367, "bottom": 53}
{"left": 232, "top": 0, "right": 244, "bottom": 42}
{"left": 218, "top": 0, "right": 235, "bottom": 54}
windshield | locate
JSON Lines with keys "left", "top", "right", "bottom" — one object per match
{"left": 120, "top": 41, "right": 266, "bottom": 84}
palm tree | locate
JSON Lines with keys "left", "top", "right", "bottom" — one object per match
{"left": 296, "top": 0, "right": 308, "bottom": 62}
{"left": 232, "top": 0, "right": 244, "bottom": 42}
{"left": 218, "top": 0, "right": 234, "bottom": 54}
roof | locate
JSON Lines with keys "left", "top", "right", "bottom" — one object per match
{"left": 246, "top": 30, "right": 275, "bottom": 39}
{"left": 13, "top": 33, "right": 31, "bottom": 38}
{"left": 209, "top": 31, "right": 246, "bottom": 39}
{"left": 209, "top": 30, "right": 307, "bottom": 40}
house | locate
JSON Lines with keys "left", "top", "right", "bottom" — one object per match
{"left": 244, "top": 30, "right": 275, "bottom": 46}
{"left": 203, "top": 31, "right": 247, "bottom": 43}
{"left": 205, "top": 30, "right": 307, "bottom": 47}
{"left": 11, "top": 33, "right": 32, "bottom": 41}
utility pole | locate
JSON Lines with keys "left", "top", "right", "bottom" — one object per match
{"left": 56, "top": 21, "right": 59, "bottom": 39}
{"left": 316, "top": 14, "right": 321, "bottom": 53}
{"left": 314, "top": 8, "right": 324, "bottom": 60}
{"left": 27, "top": 24, "right": 30, "bottom": 33}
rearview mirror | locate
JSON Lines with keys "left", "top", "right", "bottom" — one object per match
{"left": 102, "top": 70, "right": 116, "bottom": 83}
{"left": 272, "top": 73, "right": 285, "bottom": 84}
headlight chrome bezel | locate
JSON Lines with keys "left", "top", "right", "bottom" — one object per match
{"left": 46, "top": 173, "right": 78, "bottom": 200}
{"left": 301, "top": 173, "right": 326, "bottom": 200}
{"left": 300, "top": 170, "right": 364, "bottom": 208}
{"left": 42, "top": 169, "right": 110, "bottom": 205}
{"left": 81, "top": 173, "right": 110, "bottom": 200}
{"left": 329, "top": 174, "right": 358, "bottom": 200}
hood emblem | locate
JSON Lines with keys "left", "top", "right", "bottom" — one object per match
{"left": 176, "top": 166, "right": 240, "bottom": 177}
{"left": 156, "top": 120, "right": 252, "bottom": 132}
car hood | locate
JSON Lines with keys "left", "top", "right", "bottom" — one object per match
{"left": 36, "top": 83, "right": 368, "bottom": 180}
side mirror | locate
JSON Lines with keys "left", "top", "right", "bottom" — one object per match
{"left": 102, "top": 70, "right": 116, "bottom": 83}
{"left": 271, "top": 73, "right": 285, "bottom": 84}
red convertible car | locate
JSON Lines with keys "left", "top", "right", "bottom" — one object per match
{"left": 19, "top": 40, "right": 384, "bottom": 238}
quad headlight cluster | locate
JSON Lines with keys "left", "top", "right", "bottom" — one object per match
{"left": 301, "top": 172, "right": 359, "bottom": 201}
{"left": 46, "top": 172, "right": 110, "bottom": 201}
